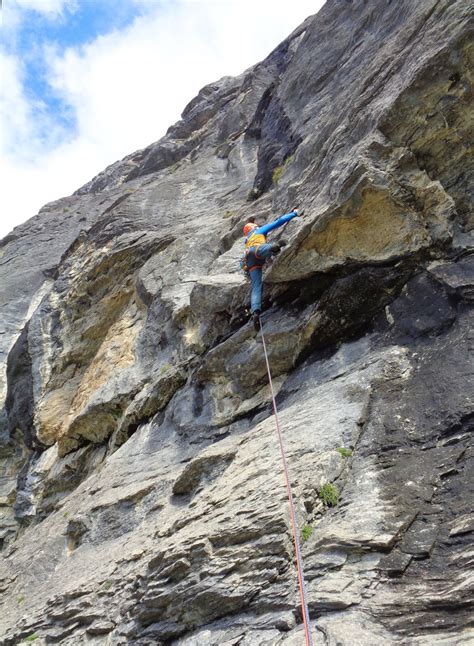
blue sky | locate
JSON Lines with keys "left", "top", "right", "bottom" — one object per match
{"left": 2, "top": 0, "right": 151, "bottom": 158}
{"left": 4, "top": 2, "right": 142, "bottom": 137}
{"left": 1, "top": 0, "right": 323, "bottom": 238}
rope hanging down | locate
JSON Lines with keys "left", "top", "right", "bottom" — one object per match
{"left": 260, "top": 321, "right": 314, "bottom": 646}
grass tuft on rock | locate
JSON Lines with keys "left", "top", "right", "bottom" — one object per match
{"left": 25, "top": 635, "right": 39, "bottom": 642}
{"left": 272, "top": 165, "right": 284, "bottom": 185}
{"left": 302, "top": 524, "right": 313, "bottom": 542}
{"left": 319, "top": 482, "right": 339, "bottom": 507}
{"left": 336, "top": 447, "right": 353, "bottom": 458}
{"left": 272, "top": 154, "right": 294, "bottom": 185}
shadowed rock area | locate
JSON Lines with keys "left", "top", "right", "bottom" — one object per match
{"left": 1, "top": 1, "right": 473, "bottom": 644}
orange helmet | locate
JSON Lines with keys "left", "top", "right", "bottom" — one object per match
{"left": 243, "top": 222, "right": 258, "bottom": 236}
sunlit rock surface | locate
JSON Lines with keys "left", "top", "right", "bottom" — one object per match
{"left": 1, "top": 1, "right": 473, "bottom": 644}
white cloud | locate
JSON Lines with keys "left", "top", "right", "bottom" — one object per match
{"left": 0, "top": 53, "right": 31, "bottom": 153}
{"left": 2, "top": 0, "right": 78, "bottom": 31}
{"left": 9, "top": 0, "right": 77, "bottom": 17}
{"left": 0, "top": 51, "right": 67, "bottom": 159}
{"left": 1, "top": 0, "right": 323, "bottom": 239}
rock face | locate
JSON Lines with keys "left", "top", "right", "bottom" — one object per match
{"left": 1, "top": 1, "right": 473, "bottom": 644}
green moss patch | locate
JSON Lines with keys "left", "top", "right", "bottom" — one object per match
{"left": 336, "top": 447, "right": 353, "bottom": 458}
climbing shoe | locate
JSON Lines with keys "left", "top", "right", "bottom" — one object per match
{"left": 271, "top": 240, "right": 287, "bottom": 255}
{"left": 253, "top": 310, "right": 261, "bottom": 331}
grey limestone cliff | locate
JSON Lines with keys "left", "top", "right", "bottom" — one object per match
{"left": 1, "top": 1, "right": 473, "bottom": 644}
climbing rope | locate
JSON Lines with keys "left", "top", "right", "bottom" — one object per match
{"left": 260, "top": 321, "right": 314, "bottom": 646}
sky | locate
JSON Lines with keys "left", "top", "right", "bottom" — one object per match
{"left": 0, "top": 0, "right": 324, "bottom": 240}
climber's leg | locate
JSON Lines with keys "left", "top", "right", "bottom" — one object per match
{"left": 250, "top": 267, "right": 263, "bottom": 314}
{"left": 255, "top": 242, "right": 280, "bottom": 261}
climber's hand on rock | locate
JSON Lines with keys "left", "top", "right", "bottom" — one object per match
{"left": 292, "top": 207, "right": 305, "bottom": 217}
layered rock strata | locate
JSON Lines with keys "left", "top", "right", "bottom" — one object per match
{"left": 1, "top": 1, "right": 473, "bottom": 644}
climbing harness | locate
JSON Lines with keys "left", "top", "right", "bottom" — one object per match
{"left": 260, "top": 320, "right": 314, "bottom": 646}
{"left": 240, "top": 247, "right": 265, "bottom": 278}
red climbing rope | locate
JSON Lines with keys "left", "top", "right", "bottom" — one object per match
{"left": 260, "top": 321, "right": 314, "bottom": 646}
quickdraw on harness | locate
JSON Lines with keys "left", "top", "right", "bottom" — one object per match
{"left": 260, "top": 320, "right": 314, "bottom": 646}
{"left": 240, "top": 249, "right": 251, "bottom": 278}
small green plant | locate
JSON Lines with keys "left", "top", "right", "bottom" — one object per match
{"left": 25, "top": 635, "right": 39, "bottom": 643}
{"left": 17, "top": 595, "right": 25, "bottom": 604}
{"left": 101, "top": 579, "right": 113, "bottom": 590}
{"left": 222, "top": 210, "right": 234, "bottom": 219}
{"left": 272, "top": 154, "right": 294, "bottom": 185}
{"left": 301, "top": 525, "right": 313, "bottom": 542}
{"left": 336, "top": 447, "right": 353, "bottom": 458}
{"left": 110, "top": 409, "right": 122, "bottom": 420}
{"left": 63, "top": 511, "right": 69, "bottom": 518}
{"left": 318, "top": 482, "right": 339, "bottom": 507}
{"left": 272, "top": 165, "right": 284, "bottom": 185}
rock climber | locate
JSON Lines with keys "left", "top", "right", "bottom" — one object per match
{"left": 241, "top": 208, "right": 304, "bottom": 331}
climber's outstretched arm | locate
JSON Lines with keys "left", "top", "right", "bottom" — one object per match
{"left": 257, "top": 209, "right": 302, "bottom": 236}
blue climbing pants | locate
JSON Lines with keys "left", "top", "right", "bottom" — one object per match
{"left": 250, "top": 267, "right": 263, "bottom": 313}
{"left": 246, "top": 244, "right": 277, "bottom": 313}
